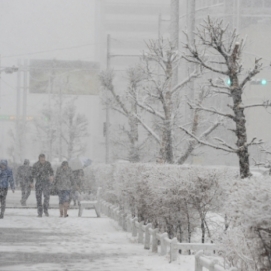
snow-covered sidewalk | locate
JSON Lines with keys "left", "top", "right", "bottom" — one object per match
{"left": 0, "top": 209, "right": 194, "bottom": 271}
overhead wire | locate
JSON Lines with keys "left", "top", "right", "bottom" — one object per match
{"left": 1, "top": 42, "right": 99, "bottom": 59}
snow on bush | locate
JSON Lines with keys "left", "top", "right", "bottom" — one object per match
{"left": 219, "top": 176, "right": 271, "bottom": 271}
{"left": 86, "top": 163, "right": 271, "bottom": 269}
{"left": 86, "top": 163, "right": 237, "bottom": 243}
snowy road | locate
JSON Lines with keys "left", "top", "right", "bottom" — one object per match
{"left": 0, "top": 209, "right": 194, "bottom": 271}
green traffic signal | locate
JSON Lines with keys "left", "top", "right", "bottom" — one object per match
{"left": 261, "top": 79, "right": 267, "bottom": 85}
{"left": 227, "top": 79, "right": 231, "bottom": 86}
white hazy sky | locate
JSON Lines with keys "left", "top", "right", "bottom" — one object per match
{"left": 0, "top": 0, "right": 96, "bottom": 67}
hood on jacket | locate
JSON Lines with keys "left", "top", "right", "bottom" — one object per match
{"left": 0, "top": 160, "right": 8, "bottom": 167}
{"left": 23, "top": 159, "right": 30, "bottom": 166}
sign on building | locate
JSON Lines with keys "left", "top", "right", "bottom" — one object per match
{"left": 29, "top": 59, "right": 100, "bottom": 95}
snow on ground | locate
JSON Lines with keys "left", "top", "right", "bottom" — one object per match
{"left": 0, "top": 208, "right": 194, "bottom": 271}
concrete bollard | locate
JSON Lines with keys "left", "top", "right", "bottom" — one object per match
{"left": 195, "top": 250, "right": 203, "bottom": 271}
{"left": 160, "top": 232, "right": 168, "bottom": 256}
{"left": 138, "top": 221, "right": 144, "bottom": 244}
{"left": 144, "top": 224, "right": 152, "bottom": 249}
{"left": 151, "top": 228, "right": 158, "bottom": 253}
{"left": 170, "top": 237, "right": 178, "bottom": 262}
{"left": 118, "top": 210, "right": 123, "bottom": 226}
{"left": 122, "top": 213, "right": 126, "bottom": 231}
{"left": 132, "top": 217, "right": 138, "bottom": 237}
{"left": 209, "top": 259, "right": 219, "bottom": 271}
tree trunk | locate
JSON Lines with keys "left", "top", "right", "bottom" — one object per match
{"left": 201, "top": 219, "right": 205, "bottom": 243}
{"left": 185, "top": 200, "right": 191, "bottom": 255}
{"left": 128, "top": 104, "right": 140, "bottom": 162}
{"left": 231, "top": 77, "right": 251, "bottom": 178}
{"left": 160, "top": 90, "right": 174, "bottom": 163}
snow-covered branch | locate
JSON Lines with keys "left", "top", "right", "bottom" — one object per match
{"left": 241, "top": 100, "right": 271, "bottom": 110}
{"left": 178, "top": 125, "right": 236, "bottom": 153}
{"left": 187, "top": 102, "right": 235, "bottom": 120}
{"left": 133, "top": 113, "right": 160, "bottom": 144}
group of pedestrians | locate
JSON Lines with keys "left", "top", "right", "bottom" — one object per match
{"left": 0, "top": 154, "right": 84, "bottom": 219}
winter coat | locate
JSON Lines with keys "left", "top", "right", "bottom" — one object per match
{"left": 32, "top": 161, "right": 54, "bottom": 184}
{"left": 16, "top": 165, "right": 33, "bottom": 185}
{"left": 55, "top": 166, "right": 73, "bottom": 191}
{"left": 0, "top": 160, "right": 15, "bottom": 190}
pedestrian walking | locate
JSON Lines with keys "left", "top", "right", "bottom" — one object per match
{"left": 32, "top": 154, "right": 54, "bottom": 217}
{"left": 0, "top": 160, "right": 15, "bottom": 219}
{"left": 16, "top": 159, "right": 33, "bottom": 206}
{"left": 71, "top": 169, "right": 84, "bottom": 206}
{"left": 55, "top": 161, "right": 73, "bottom": 217}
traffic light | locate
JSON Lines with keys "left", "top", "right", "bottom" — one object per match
{"left": 250, "top": 79, "right": 268, "bottom": 85}
{"left": 226, "top": 79, "right": 231, "bottom": 86}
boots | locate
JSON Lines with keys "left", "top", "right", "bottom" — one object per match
{"left": 63, "top": 202, "right": 69, "bottom": 217}
{"left": 59, "top": 204, "right": 64, "bottom": 217}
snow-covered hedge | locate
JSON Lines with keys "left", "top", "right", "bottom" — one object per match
{"left": 86, "top": 163, "right": 238, "bottom": 242}
{"left": 86, "top": 163, "right": 271, "bottom": 269}
{"left": 219, "top": 176, "right": 271, "bottom": 271}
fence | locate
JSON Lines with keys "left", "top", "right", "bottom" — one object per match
{"left": 97, "top": 196, "right": 237, "bottom": 271}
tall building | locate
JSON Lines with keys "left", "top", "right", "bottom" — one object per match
{"left": 95, "top": 0, "right": 271, "bottom": 164}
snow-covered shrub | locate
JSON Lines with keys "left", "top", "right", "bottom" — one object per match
{"left": 88, "top": 163, "right": 238, "bottom": 243}
{"left": 219, "top": 176, "right": 271, "bottom": 271}
{"left": 85, "top": 164, "right": 118, "bottom": 204}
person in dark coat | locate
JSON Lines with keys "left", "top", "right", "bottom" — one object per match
{"left": 0, "top": 160, "right": 15, "bottom": 219}
{"left": 16, "top": 159, "right": 33, "bottom": 206}
{"left": 55, "top": 161, "right": 73, "bottom": 217}
{"left": 32, "top": 154, "right": 54, "bottom": 217}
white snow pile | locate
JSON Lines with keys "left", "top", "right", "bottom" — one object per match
{"left": 219, "top": 175, "right": 271, "bottom": 271}
{"left": 86, "top": 163, "right": 237, "bottom": 242}
{"left": 85, "top": 163, "right": 271, "bottom": 271}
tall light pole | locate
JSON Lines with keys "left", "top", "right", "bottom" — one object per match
{"left": 105, "top": 34, "right": 111, "bottom": 164}
{"left": 16, "top": 59, "right": 22, "bottom": 162}
{"left": 185, "top": 0, "right": 196, "bottom": 119}
{"left": 21, "top": 60, "right": 28, "bottom": 160}
{"left": 170, "top": 0, "right": 180, "bottom": 88}
{"left": 0, "top": 57, "right": 19, "bottom": 160}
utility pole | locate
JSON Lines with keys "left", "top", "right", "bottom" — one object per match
{"left": 22, "top": 59, "right": 28, "bottom": 160}
{"left": 170, "top": 0, "right": 180, "bottom": 87}
{"left": 16, "top": 59, "right": 22, "bottom": 162}
{"left": 187, "top": 0, "right": 196, "bottom": 45}
{"left": 236, "top": 0, "right": 241, "bottom": 32}
{"left": 48, "top": 60, "right": 56, "bottom": 162}
{"left": 185, "top": 0, "right": 196, "bottom": 118}
{"left": 105, "top": 34, "right": 111, "bottom": 164}
{"left": 58, "top": 86, "right": 62, "bottom": 162}
{"left": 158, "top": 13, "right": 162, "bottom": 39}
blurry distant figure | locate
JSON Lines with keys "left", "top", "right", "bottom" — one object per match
{"left": 71, "top": 169, "right": 84, "bottom": 206}
{"left": 32, "top": 154, "right": 54, "bottom": 217}
{"left": 16, "top": 159, "right": 33, "bottom": 206}
{"left": 0, "top": 160, "right": 15, "bottom": 219}
{"left": 55, "top": 161, "right": 73, "bottom": 217}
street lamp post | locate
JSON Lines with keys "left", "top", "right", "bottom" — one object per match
{"left": 0, "top": 57, "right": 19, "bottom": 161}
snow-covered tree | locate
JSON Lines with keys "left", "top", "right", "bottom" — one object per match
{"left": 61, "top": 100, "right": 89, "bottom": 160}
{"left": 99, "top": 68, "right": 142, "bottom": 162}
{"left": 130, "top": 39, "right": 199, "bottom": 163}
{"left": 180, "top": 17, "right": 268, "bottom": 178}
{"left": 34, "top": 106, "right": 57, "bottom": 161}
{"left": 220, "top": 176, "right": 271, "bottom": 271}
{"left": 34, "top": 97, "right": 88, "bottom": 161}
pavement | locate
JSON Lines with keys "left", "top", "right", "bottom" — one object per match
{"left": 0, "top": 208, "right": 194, "bottom": 271}
{"left": 6, "top": 188, "right": 62, "bottom": 209}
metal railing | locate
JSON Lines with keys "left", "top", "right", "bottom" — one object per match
{"left": 97, "top": 197, "right": 237, "bottom": 271}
